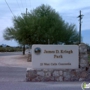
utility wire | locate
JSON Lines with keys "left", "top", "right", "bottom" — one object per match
{"left": 5, "top": 0, "right": 15, "bottom": 17}
{"left": 16, "top": 0, "right": 22, "bottom": 13}
{"left": 20, "top": 0, "right": 24, "bottom": 12}
{"left": 25, "top": 0, "right": 27, "bottom": 8}
{"left": 29, "top": 0, "right": 31, "bottom": 9}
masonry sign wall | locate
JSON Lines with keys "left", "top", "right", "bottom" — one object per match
{"left": 32, "top": 45, "right": 79, "bottom": 69}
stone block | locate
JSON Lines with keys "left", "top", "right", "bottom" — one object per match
{"left": 63, "top": 71, "right": 71, "bottom": 81}
{"left": 48, "top": 69, "right": 54, "bottom": 72}
{"left": 64, "top": 77, "right": 71, "bottom": 81}
{"left": 80, "top": 59, "right": 87, "bottom": 64}
{"left": 26, "top": 68, "right": 37, "bottom": 81}
{"left": 79, "top": 78, "right": 85, "bottom": 81}
{"left": 80, "top": 54, "right": 88, "bottom": 59}
{"left": 34, "top": 76, "right": 41, "bottom": 81}
{"left": 45, "top": 71, "right": 51, "bottom": 77}
{"left": 27, "top": 53, "right": 32, "bottom": 62}
{"left": 71, "top": 76, "right": 79, "bottom": 81}
{"left": 79, "top": 43, "right": 87, "bottom": 49}
{"left": 83, "top": 54, "right": 88, "bottom": 58}
{"left": 75, "top": 69, "right": 82, "bottom": 72}
{"left": 63, "top": 71, "right": 67, "bottom": 77}
{"left": 79, "top": 44, "right": 87, "bottom": 54}
{"left": 32, "top": 79, "right": 36, "bottom": 82}
{"left": 27, "top": 68, "right": 33, "bottom": 71}
{"left": 59, "top": 70, "right": 63, "bottom": 75}
{"left": 79, "top": 48, "right": 87, "bottom": 53}
{"left": 85, "top": 73, "right": 90, "bottom": 81}
{"left": 88, "top": 67, "right": 90, "bottom": 73}
{"left": 80, "top": 63, "right": 88, "bottom": 68}
{"left": 80, "top": 67, "right": 86, "bottom": 71}
{"left": 71, "top": 71, "right": 77, "bottom": 77}
{"left": 80, "top": 71, "right": 88, "bottom": 78}
{"left": 53, "top": 71, "right": 59, "bottom": 77}
{"left": 37, "top": 71, "right": 44, "bottom": 76}
{"left": 56, "top": 76, "right": 63, "bottom": 81}
{"left": 43, "top": 69, "right": 49, "bottom": 72}
{"left": 65, "top": 74, "right": 71, "bottom": 79}
{"left": 43, "top": 77, "right": 51, "bottom": 81}
{"left": 50, "top": 77, "right": 55, "bottom": 81}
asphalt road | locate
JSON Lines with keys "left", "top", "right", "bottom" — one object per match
{"left": 0, "top": 66, "right": 88, "bottom": 90}
{"left": 0, "top": 52, "right": 89, "bottom": 90}
{"left": 0, "top": 52, "right": 22, "bottom": 56}
{"left": 0, "top": 82, "right": 85, "bottom": 90}
{"left": 0, "top": 66, "right": 26, "bottom": 82}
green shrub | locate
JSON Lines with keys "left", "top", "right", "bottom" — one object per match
{"left": 0, "top": 47, "right": 22, "bottom": 52}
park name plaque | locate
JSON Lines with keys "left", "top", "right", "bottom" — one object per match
{"left": 32, "top": 45, "right": 79, "bottom": 69}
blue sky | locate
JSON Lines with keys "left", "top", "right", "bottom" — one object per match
{"left": 0, "top": 0, "right": 90, "bottom": 46}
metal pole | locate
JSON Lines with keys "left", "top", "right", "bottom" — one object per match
{"left": 78, "top": 10, "right": 83, "bottom": 44}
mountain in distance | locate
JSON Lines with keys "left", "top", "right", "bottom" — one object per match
{"left": 0, "top": 44, "right": 7, "bottom": 47}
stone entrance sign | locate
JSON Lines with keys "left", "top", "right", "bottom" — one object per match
{"left": 32, "top": 45, "right": 79, "bottom": 69}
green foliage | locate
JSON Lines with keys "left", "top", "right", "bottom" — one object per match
{"left": 0, "top": 47, "right": 22, "bottom": 52}
{"left": 88, "top": 54, "right": 90, "bottom": 64}
{"left": 3, "top": 4, "right": 79, "bottom": 45}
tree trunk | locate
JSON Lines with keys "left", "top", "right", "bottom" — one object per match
{"left": 23, "top": 45, "right": 25, "bottom": 55}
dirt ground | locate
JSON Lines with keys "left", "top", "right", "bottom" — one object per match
{"left": 0, "top": 55, "right": 32, "bottom": 68}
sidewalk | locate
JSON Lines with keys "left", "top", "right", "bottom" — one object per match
{"left": 0, "top": 55, "right": 32, "bottom": 68}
